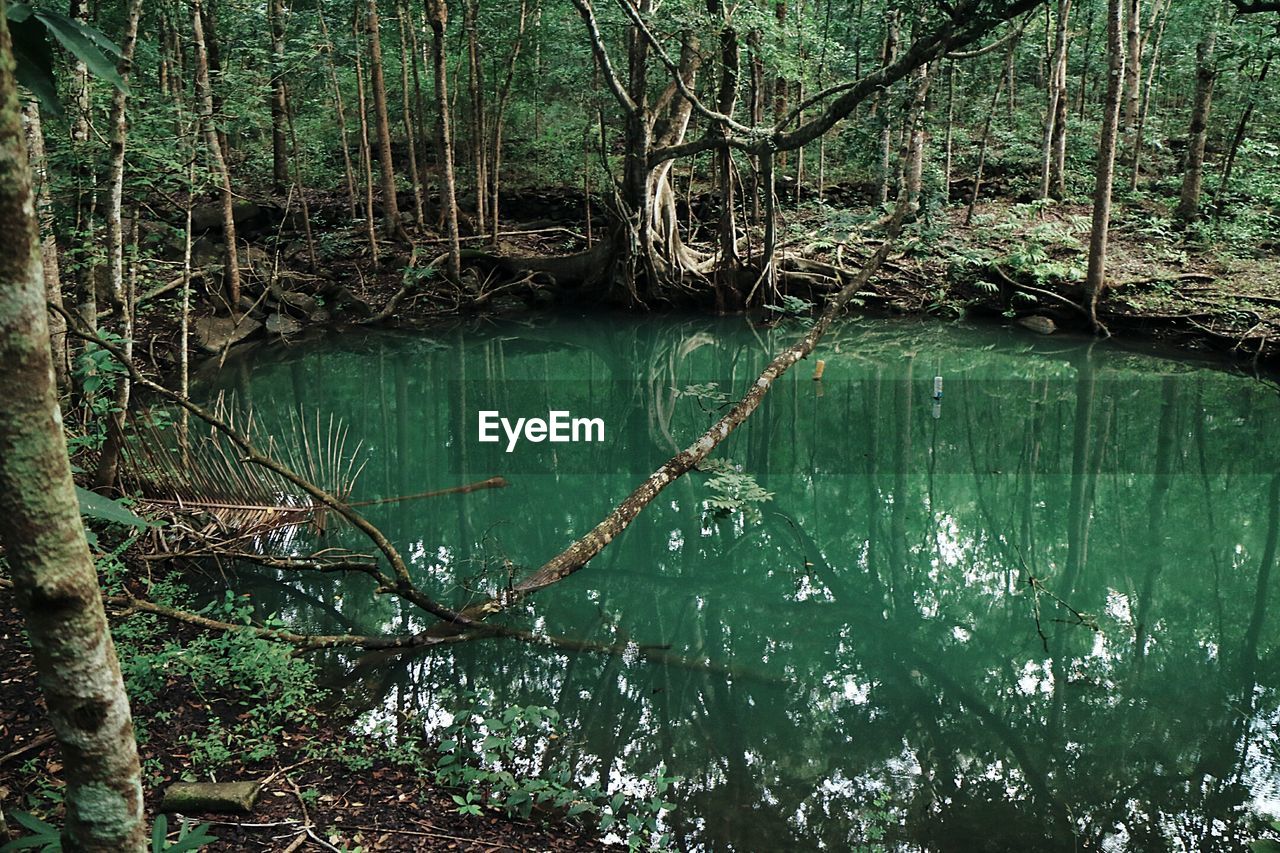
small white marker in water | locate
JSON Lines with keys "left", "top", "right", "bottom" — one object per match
{"left": 932, "top": 375, "right": 944, "bottom": 401}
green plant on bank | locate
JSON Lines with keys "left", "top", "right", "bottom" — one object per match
{"left": 109, "top": 586, "right": 324, "bottom": 776}
{"left": 66, "top": 335, "right": 130, "bottom": 455}
{"left": 765, "top": 294, "right": 815, "bottom": 317}
{"left": 697, "top": 458, "right": 774, "bottom": 524}
{"left": 0, "top": 810, "right": 214, "bottom": 852}
{"left": 427, "top": 688, "right": 679, "bottom": 851}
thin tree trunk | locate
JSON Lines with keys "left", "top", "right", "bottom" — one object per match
{"left": 943, "top": 61, "right": 954, "bottom": 203}
{"left": 966, "top": 32, "right": 1021, "bottom": 224}
{"left": 902, "top": 61, "right": 931, "bottom": 215}
{"left": 318, "top": 10, "right": 358, "bottom": 217}
{"left": 1128, "top": 0, "right": 1169, "bottom": 190}
{"left": 180, "top": 147, "right": 195, "bottom": 452}
{"left": 463, "top": 0, "right": 486, "bottom": 233}
{"left": 1084, "top": 0, "right": 1126, "bottom": 331}
{"left": 20, "top": 101, "right": 67, "bottom": 392}
{"left": 192, "top": 0, "right": 241, "bottom": 309}
{"left": 1122, "top": 0, "right": 1142, "bottom": 142}
{"left": 488, "top": 0, "right": 527, "bottom": 244}
{"left": 1040, "top": 0, "right": 1071, "bottom": 199}
{"left": 364, "top": 0, "right": 404, "bottom": 240}
{"left": 427, "top": 0, "right": 461, "bottom": 280}
{"left": 284, "top": 86, "right": 318, "bottom": 270}
{"left": 396, "top": 0, "right": 425, "bottom": 228}
{"left": 1213, "top": 54, "right": 1272, "bottom": 212}
{"left": 1050, "top": 35, "right": 1069, "bottom": 196}
{"left": 69, "top": 0, "right": 97, "bottom": 347}
{"left": 268, "top": 0, "right": 289, "bottom": 193}
{"left": 94, "top": 0, "right": 144, "bottom": 491}
{"left": 1175, "top": 6, "right": 1220, "bottom": 226}
{"left": 876, "top": 9, "right": 899, "bottom": 204}
{"left": 1077, "top": 0, "right": 1095, "bottom": 120}
{"left": 0, "top": 12, "right": 146, "bottom": 848}
{"left": 352, "top": 10, "right": 380, "bottom": 262}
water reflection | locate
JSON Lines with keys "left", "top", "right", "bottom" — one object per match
{"left": 203, "top": 316, "right": 1280, "bottom": 851}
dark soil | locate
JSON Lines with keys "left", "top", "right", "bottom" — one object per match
{"left": 0, "top": 592, "right": 610, "bottom": 852}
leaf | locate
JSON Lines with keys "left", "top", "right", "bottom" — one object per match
{"left": 76, "top": 485, "right": 155, "bottom": 529}
{"left": 151, "top": 814, "right": 169, "bottom": 853}
{"left": 9, "top": 812, "right": 57, "bottom": 836}
{"left": 8, "top": 13, "right": 60, "bottom": 116}
{"left": 31, "top": 8, "right": 126, "bottom": 92}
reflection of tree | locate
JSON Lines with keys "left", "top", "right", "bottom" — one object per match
{"left": 203, "top": 320, "right": 1280, "bottom": 852}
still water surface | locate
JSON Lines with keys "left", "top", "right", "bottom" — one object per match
{"left": 203, "top": 315, "right": 1280, "bottom": 851}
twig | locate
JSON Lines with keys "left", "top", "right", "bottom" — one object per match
{"left": 0, "top": 731, "right": 55, "bottom": 766}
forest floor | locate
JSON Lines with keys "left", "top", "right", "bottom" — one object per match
{"left": 0, "top": 591, "right": 610, "bottom": 852}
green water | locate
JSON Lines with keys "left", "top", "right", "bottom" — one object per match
{"left": 203, "top": 315, "right": 1280, "bottom": 851}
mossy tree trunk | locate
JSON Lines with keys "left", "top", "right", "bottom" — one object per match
{"left": 364, "top": 0, "right": 403, "bottom": 241}
{"left": 0, "top": 7, "right": 146, "bottom": 849}
{"left": 1084, "top": 0, "right": 1125, "bottom": 331}
{"left": 1175, "top": 5, "right": 1220, "bottom": 226}
{"left": 20, "top": 100, "right": 67, "bottom": 392}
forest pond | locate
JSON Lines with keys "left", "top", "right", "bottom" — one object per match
{"left": 200, "top": 316, "right": 1280, "bottom": 852}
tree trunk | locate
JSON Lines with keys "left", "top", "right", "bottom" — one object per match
{"left": 876, "top": 9, "right": 899, "bottom": 204}
{"left": 427, "top": 0, "right": 461, "bottom": 281}
{"left": 93, "top": 0, "right": 144, "bottom": 491}
{"left": 318, "top": 10, "right": 358, "bottom": 217}
{"left": 1175, "top": 6, "right": 1220, "bottom": 226}
{"left": 902, "top": 61, "right": 931, "bottom": 215}
{"left": 0, "top": 12, "right": 146, "bottom": 849}
{"left": 1213, "top": 53, "right": 1272, "bottom": 212}
{"left": 1040, "top": 0, "right": 1071, "bottom": 199}
{"left": 285, "top": 87, "right": 318, "bottom": 270}
{"left": 192, "top": 0, "right": 241, "bottom": 309}
{"left": 1122, "top": 0, "right": 1142, "bottom": 141}
{"left": 1084, "top": 0, "right": 1126, "bottom": 330}
{"left": 463, "top": 0, "right": 486, "bottom": 233}
{"left": 69, "top": 0, "right": 97, "bottom": 348}
{"left": 942, "top": 61, "right": 954, "bottom": 202}
{"left": 364, "top": 0, "right": 404, "bottom": 240}
{"left": 268, "top": 0, "right": 289, "bottom": 193}
{"left": 20, "top": 101, "right": 67, "bottom": 393}
{"left": 352, "top": 9, "right": 380, "bottom": 262}
{"left": 1127, "top": 0, "right": 1169, "bottom": 190}
{"left": 488, "top": 0, "right": 528, "bottom": 244}
{"left": 396, "top": 0, "right": 425, "bottom": 228}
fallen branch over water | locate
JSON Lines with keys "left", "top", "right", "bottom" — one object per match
{"left": 458, "top": 197, "right": 912, "bottom": 616}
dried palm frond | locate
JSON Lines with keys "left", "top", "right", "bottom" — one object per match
{"left": 120, "top": 395, "right": 366, "bottom": 543}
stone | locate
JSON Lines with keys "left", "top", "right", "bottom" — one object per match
{"left": 278, "top": 290, "right": 320, "bottom": 316}
{"left": 193, "top": 314, "right": 263, "bottom": 353}
{"left": 265, "top": 312, "right": 303, "bottom": 336}
{"left": 1016, "top": 315, "right": 1057, "bottom": 335}
{"left": 160, "top": 781, "right": 261, "bottom": 815}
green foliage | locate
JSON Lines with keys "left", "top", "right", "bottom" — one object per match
{"left": 75, "top": 486, "right": 151, "bottom": 530}
{"left": 67, "top": 336, "right": 129, "bottom": 456}
{"left": 0, "top": 811, "right": 214, "bottom": 852}
{"left": 0, "top": 809, "right": 59, "bottom": 852}
{"left": 112, "top": 587, "right": 322, "bottom": 773}
{"left": 765, "top": 295, "right": 815, "bottom": 316}
{"left": 6, "top": 3, "right": 124, "bottom": 115}
{"left": 697, "top": 458, "right": 773, "bottom": 523}
{"left": 150, "top": 815, "right": 216, "bottom": 852}
{"left": 429, "top": 688, "right": 678, "bottom": 851}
